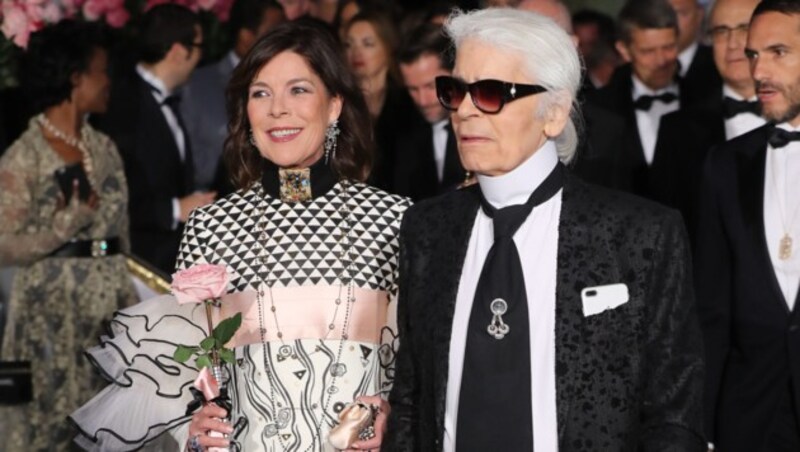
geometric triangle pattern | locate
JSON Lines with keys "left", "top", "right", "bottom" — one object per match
{"left": 176, "top": 181, "right": 411, "bottom": 295}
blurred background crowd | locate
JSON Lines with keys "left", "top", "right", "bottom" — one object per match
{"left": 1, "top": 0, "right": 797, "bottom": 449}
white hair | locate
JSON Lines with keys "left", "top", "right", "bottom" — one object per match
{"left": 444, "top": 8, "right": 582, "bottom": 163}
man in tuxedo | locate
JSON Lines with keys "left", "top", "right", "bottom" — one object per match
{"left": 586, "top": 0, "right": 685, "bottom": 195}
{"left": 93, "top": 4, "right": 214, "bottom": 274}
{"left": 182, "top": 0, "right": 284, "bottom": 193}
{"left": 386, "top": 8, "right": 704, "bottom": 452}
{"left": 668, "top": 0, "right": 722, "bottom": 103}
{"left": 651, "top": 0, "right": 764, "bottom": 243}
{"left": 394, "top": 24, "right": 466, "bottom": 201}
{"left": 695, "top": 1, "right": 800, "bottom": 450}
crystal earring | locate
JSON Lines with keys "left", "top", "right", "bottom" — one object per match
{"left": 248, "top": 128, "right": 256, "bottom": 147}
{"left": 324, "top": 120, "right": 340, "bottom": 164}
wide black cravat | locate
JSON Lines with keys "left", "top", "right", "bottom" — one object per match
{"left": 633, "top": 92, "right": 678, "bottom": 111}
{"left": 768, "top": 127, "right": 800, "bottom": 149}
{"left": 455, "top": 163, "right": 564, "bottom": 452}
{"left": 722, "top": 96, "right": 760, "bottom": 119}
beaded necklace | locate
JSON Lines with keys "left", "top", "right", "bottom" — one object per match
{"left": 255, "top": 179, "right": 356, "bottom": 451}
{"left": 36, "top": 113, "right": 95, "bottom": 185}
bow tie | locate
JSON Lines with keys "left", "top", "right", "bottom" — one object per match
{"left": 162, "top": 93, "right": 182, "bottom": 109}
{"left": 768, "top": 127, "right": 800, "bottom": 148}
{"left": 633, "top": 92, "right": 678, "bottom": 111}
{"left": 722, "top": 96, "right": 760, "bottom": 119}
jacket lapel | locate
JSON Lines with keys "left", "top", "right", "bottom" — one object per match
{"left": 554, "top": 174, "right": 622, "bottom": 440}
{"left": 736, "top": 125, "right": 790, "bottom": 313}
{"left": 433, "top": 186, "right": 481, "bottom": 433}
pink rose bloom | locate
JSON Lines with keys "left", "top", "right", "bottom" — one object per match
{"left": 196, "top": 0, "right": 216, "bottom": 11}
{"left": 82, "top": 0, "right": 103, "bottom": 20}
{"left": 39, "top": 2, "right": 63, "bottom": 24}
{"left": 172, "top": 264, "right": 230, "bottom": 304}
{"left": 105, "top": 6, "right": 129, "bottom": 28}
{"left": 1, "top": 5, "right": 34, "bottom": 48}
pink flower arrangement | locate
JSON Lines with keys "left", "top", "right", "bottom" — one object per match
{"left": 172, "top": 263, "right": 230, "bottom": 304}
{"left": 1, "top": 0, "right": 235, "bottom": 49}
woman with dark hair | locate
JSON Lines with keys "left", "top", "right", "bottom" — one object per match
{"left": 344, "top": 10, "right": 415, "bottom": 191}
{"left": 0, "top": 20, "right": 137, "bottom": 451}
{"left": 71, "top": 20, "right": 408, "bottom": 451}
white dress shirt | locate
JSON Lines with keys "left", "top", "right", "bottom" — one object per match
{"left": 136, "top": 64, "right": 186, "bottom": 228}
{"left": 632, "top": 76, "right": 680, "bottom": 165}
{"left": 764, "top": 122, "right": 800, "bottom": 310}
{"left": 678, "top": 42, "right": 698, "bottom": 78}
{"left": 432, "top": 119, "right": 449, "bottom": 182}
{"left": 722, "top": 84, "right": 766, "bottom": 140}
{"left": 444, "top": 140, "right": 561, "bottom": 452}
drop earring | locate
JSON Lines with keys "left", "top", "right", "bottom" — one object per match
{"left": 324, "top": 120, "right": 340, "bottom": 164}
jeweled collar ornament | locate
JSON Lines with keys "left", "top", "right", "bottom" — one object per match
{"left": 261, "top": 156, "right": 337, "bottom": 203}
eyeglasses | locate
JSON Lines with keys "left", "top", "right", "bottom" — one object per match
{"left": 435, "top": 76, "right": 548, "bottom": 114}
{"left": 708, "top": 23, "right": 749, "bottom": 42}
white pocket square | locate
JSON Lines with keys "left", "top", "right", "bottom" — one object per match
{"left": 581, "top": 283, "right": 629, "bottom": 317}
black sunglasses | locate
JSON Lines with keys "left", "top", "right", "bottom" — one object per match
{"left": 435, "top": 76, "right": 548, "bottom": 114}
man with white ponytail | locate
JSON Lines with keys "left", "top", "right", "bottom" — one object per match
{"left": 385, "top": 8, "right": 705, "bottom": 452}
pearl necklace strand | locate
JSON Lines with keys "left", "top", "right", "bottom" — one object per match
{"left": 37, "top": 113, "right": 95, "bottom": 183}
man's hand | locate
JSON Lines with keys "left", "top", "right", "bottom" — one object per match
{"left": 344, "top": 395, "right": 390, "bottom": 452}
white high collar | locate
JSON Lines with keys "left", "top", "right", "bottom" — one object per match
{"left": 477, "top": 140, "right": 559, "bottom": 209}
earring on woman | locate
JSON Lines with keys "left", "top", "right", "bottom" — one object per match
{"left": 249, "top": 128, "right": 256, "bottom": 147}
{"left": 324, "top": 120, "right": 340, "bottom": 164}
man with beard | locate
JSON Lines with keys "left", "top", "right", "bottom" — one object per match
{"left": 695, "top": 0, "right": 800, "bottom": 450}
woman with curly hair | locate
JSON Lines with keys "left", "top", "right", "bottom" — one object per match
{"left": 0, "top": 20, "right": 137, "bottom": 450}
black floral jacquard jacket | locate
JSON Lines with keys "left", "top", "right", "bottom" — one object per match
{"left": 385, "top": 171, "right": 705, "bottom": 451}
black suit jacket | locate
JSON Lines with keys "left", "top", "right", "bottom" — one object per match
{"left": 392, "top": 116, "right": 465, "bottom": 202}
{"left": 694, "top": 124, "right": 800, "bottom": 451}
{"left": 584, "top": 64, "right": 715, "bottom": 197}
{"left": 92, "top": 71, "right": 194, "bottom": 274}
{"left": 649, "top": 96, "right": 726, "bottom": 245}
{"left": 386, "top": 171, "right": 705, "bottom": 451}
{"left": 681, "top": 45, "right": 722, "bottom": 108}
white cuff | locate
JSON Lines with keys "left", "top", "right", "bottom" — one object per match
{"left": 172, "top": 198, "right": 180, "bottom": 229}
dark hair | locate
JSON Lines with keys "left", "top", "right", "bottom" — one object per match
{"left": 228, "top": 0, "right": 283, "bottom": 41}
{"left": 398, "top": 23, "right": 453, "bottom": 70}
{"left": 753, "top": 0, "right": 800, "bottom": 19}
{"left": 345, "top": 10, "right": 401, "bottom": 84}
{"left": 22, "top": 20, "right": 108, "bottom": 112}
{"left": 572, "top": 9, "right": 617, "bottom": 46}
{"left": 138, "top": 4, "right": 200, "bottom": 64}
{"left": 617, "top": 0, "right": 678, "bottom": 44}
{"left": 224, "top": 21, "right": 372, "bottom": 189}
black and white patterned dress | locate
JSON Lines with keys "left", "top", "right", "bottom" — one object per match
{"left": 71, "top": 168, "right": 410, "bottom": 451}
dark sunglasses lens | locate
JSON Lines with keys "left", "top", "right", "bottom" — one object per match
{"left": 436, "top": 77, "right": 465, "bottom": 111}
{"left": 471, "top": 80, "right": 504, "bottom": 113}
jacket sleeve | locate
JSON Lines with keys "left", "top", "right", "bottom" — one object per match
{"left": 384, "top": 216, "right": 420, "bottom": 452}
{"left": 639, "top": 210, "right": 707, "bottom": 451}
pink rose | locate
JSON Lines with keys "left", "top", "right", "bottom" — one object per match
{"left": 39, "top": 2, "right": 63, "bottom": 24}
{"left": 172, "top": 264, "right": 230, "bottom": 304}
{"left": 1, "top": 5, "right": 34, "bottom": 48}
{"left": 196, "top": 0, "right": 216, "bottom": 11}
{"left": 81, "top": 0, "right": 103, "bottom": 20}
{"left": 104, "top": 6, "right": 129, "bottom": 28}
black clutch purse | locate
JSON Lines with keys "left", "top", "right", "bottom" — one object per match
{"left": 0, "top": 361, "right": 32, "bottom": 405}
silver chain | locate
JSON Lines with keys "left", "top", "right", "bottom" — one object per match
{"left": 255, "top": 180, "right": 357, "bottom": 451}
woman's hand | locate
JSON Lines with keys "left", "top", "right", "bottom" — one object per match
{"left": 187, "top": 403, "right": 233, "bottom": 451}
{"left": 344, "top": 395, "right": 390, "bottom": 452}
{"left": 53, "top": 179, "right": 97, "bottom": 241}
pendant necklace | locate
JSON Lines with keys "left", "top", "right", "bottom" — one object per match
{"left": 37, "top": 113, "right": 95, "bottom": 189}
{"left": 255, "top": 179, "right": 357, "bottom": 451}
{"left": 770, "top": 147, "right": 799, "bottom": 260}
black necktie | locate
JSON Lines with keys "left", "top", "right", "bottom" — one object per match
{"left": 722, "top": 96, "right": 760, "bottom": 119}
{"left": 769, "top": 127, "right": 800, "bottom": 148}
{"left": 455, "top": 163, "right": 564, "bottom": 452}
{"left": 633, "top": 92, "right": 678, "bottom": 111}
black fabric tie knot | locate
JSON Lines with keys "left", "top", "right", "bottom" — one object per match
{"left": 633, "top": 92, "right": 678, "bottom": 111}
{"left": 769, "top": 127, "right": 800, "bottom": 149}
{"left": 162, "top": 94, "right": 182, "bottom": 111}
{"left": 722, "top": 96, "right": 760, "bottom": 119}
{"left": 456, "top": 163, "right": 564, "bottom": 452}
